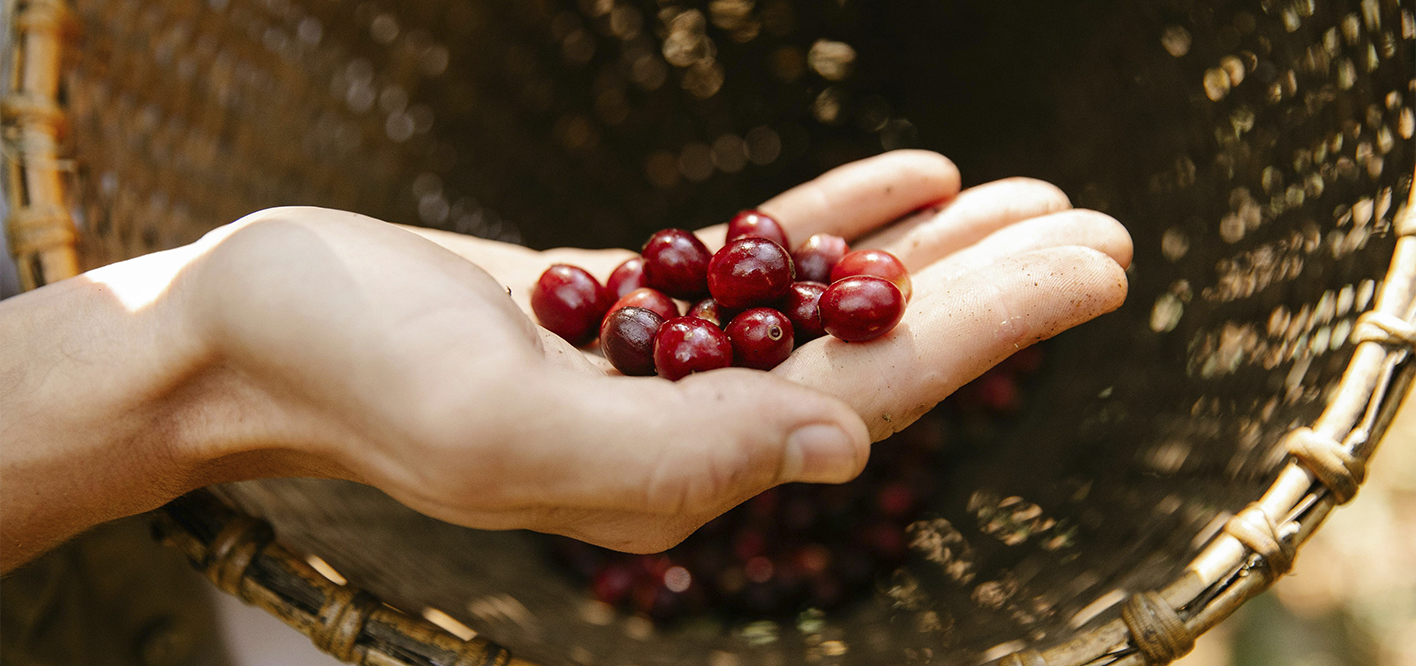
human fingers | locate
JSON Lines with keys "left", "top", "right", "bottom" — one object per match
{"left": 395, "top": 368, "right": 869, "bottom": 553}
{"left": 919, "top": 209, "right": 1135, "bottom": 280}
{"left": 856, "top": 177, "right": 1073, "bottom": 270}
{"left": 774, "top": 246, "right": 1128, "bottom": 440}
{"left": 696, "top": 150, "right": 961, "bottom": 251}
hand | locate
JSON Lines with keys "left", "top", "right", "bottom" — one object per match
{"left": 189, "top": 152, "right": 1128, "bottom": 553}
{"left": 0, "top": 151, "right": 1129, "bottom": 570}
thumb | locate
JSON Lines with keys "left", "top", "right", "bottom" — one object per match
{"left": 535, "top": 369, "right": 871, "bottom": 516}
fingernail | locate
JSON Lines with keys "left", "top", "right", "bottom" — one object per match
{"left": 784, "top": 424, "right": 860, "bottom": 483}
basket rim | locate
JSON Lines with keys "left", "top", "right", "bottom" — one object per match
{"left": 4, "top": 1, "right": 1414, "bottom": 665}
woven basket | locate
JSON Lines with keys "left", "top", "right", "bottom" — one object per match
{"left": 5, "top": 0, "right": 1415, "bottom": 664}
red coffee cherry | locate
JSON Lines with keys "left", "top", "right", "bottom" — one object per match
{"left": 687, "top": 298, "right": 737, "bottom": 328}
{"left": 642, "top": 229, "right": 712, "bottom": 299}
{"left": 600, "top": 306, "right": 665, "bottom": 376}
{"left": 610, "top": 287, "right": 679, "bottom": 322}
{"left": 781, "top": 282, "right": 827, "bottom": 343}
{"left": 592, "top": 563, "right": 636, "bottom": 604}
{"left": 532, "top": 264, "right": 611, "bottom": 347}
{"left": 726, "top": 210, "right": 790, "bottom": 249}
{"left": 819, "top": 276, "right": 906, "bottom": 342}
{"left": 792, "top": 234, "right": 850, "bottom": 284}
{"left": 653, "top": 316, "right": 733, "bottom": 380}
{"left": 726, "top": 308, "right": 795, "bottom": 370}
{"left": 830, "top": 249, "right": 912, "bottom": 301}
{"left": 707, "top": 237, "right": 795, "bottom": 309}
{"left": 607, "top": 256, "right": 649, "bottom": 299}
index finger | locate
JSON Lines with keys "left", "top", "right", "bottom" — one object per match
{"left": 697, "top": 150, "right": 961, "bottom": 251}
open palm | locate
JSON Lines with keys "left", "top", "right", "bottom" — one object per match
{"left": 408, "top": 150, "right": 1131, "bottom": 440}
{"left": 190, "top": 150, "right": 1129, "bottom": 553}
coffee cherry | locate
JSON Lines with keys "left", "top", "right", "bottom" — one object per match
{"left": 973, "top": 370, "right": 1021, "bottom": 412}
{"left": 642, "top": 229, "right": 712, "bottom": 299}
{"left": 600, "top": 307, "right": 665, "bottom": 376}
{"left": 876, "top": 482, "right": 917, "bottom": 517}
{"left": 819, "top": 276, "right": 906, "bottom": 342}
{"left": 830, "top": 249, "right": 912, "bottom": 301}
{"left": 792, "top": 234, "right": 849, "bottom": 284}
{"left": 707, "top": 238, "right": 795, "bottom": 309}
{"left": 726, "top": 210, "right": 790, "bottom": 249}
{"left": 780, "top": 282, "right": 827, "bottom": 343}
{"left": 607, "top": 256, "right": 649, "bottom": 298}
{"left": 687, "top": 298, "right": 737, "bottom": 328}
{"left": 726, "top": 308, "right": 794, "bottom": 370}
{"left": 592, "top": 563, "right": 636, "bottom": 604}
{"left": 610, "top": 287, "right": 679, "bottom": 322}
{"left": 532, "top": 264, "right": 611, "bottom": 347}
{"left": 654, "top": 316, "right": 733, "bottom": 380}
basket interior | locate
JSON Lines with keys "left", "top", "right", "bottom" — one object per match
{"left": 51, "top": 0, "right": 1416, "bottom": 664}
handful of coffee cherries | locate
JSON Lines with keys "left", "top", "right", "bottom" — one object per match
{"left": 531, "top": 211, "right": 911, "bottom": 379}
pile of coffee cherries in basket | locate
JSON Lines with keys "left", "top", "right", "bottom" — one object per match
{"left": 531, "top": 211, "right": 912, "bottom": 378}
{"left": 547, "top": 342, "right": 1046, "bottom": 622}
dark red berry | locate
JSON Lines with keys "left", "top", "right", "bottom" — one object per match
{"left": 876, "top": 482, "right": 917, "bottom": 517}
{"left": 732, "top": 529, "right": 767, "bottom": 562}
{"left": 610, "top": 287, "right": 679, "bottom": 322}
{"left": 862, "top": 522, "right": 907, "bottom": 561}
{"left": 830, "top": 249, "right": 912, "bottom": 301}
{"left": 781, "top": 282, "right": 827, "bottom": 343}
{"left": 1001, "top": 345, "right": 1044, "bottom": 374}
{"left": 819, "top": 276, "right": 906, "bottom": 342}
{"left": 726, "top": 210, "right": 790, "bottom": 249}
{"left": 687, "top": 298, "right": 737, "bottom": 328}
{"left": 607, "top": 256, "right": 648, "bottom": 298}
{"left": 600, "top": 307, "right": 665, "bottom": 376}
{"left": 592, "top": 563, "right": 636, "bottom": 604}
{"left": 726, "top": 308, "right": 794, "bottom": 370}
{"left": 532, "top": 264, "right": 611, "bottom": 347}
{"left": 707, "top": 238, "right": 795, "bottom": 309}
{"left": 793, "top": 234, "right": 849, "bottom": 284}
{"left": 642, "top": 229, "right": 712, "bottom": 299}
{"left": 747, "top": 489, "right": 780, "bottom": 520}
{"left": 973, "top": 370, "right": 1021, "bottom": 412}
{"left": 653, "top": 316, "right": 733, "bottom": 380}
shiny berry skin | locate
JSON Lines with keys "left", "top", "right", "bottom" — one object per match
{"left": 653, "top": 316, "right": 733, "bottom": 380}
{"left": 726, "top": 210, "right": 790, "bottom": 249}
{"left": 793, "top": 234, "right": 850, "bottom": 284}
{"left": 607, "top": 257, "right": 649, "bottom": 299}
{"left": 781, "top": 282, "right": 827, "bottom": 343}
{"left": 819, "top": 276, "right": 906, "bottom": 342}
{"left": 726, "top": 308, "right": 795, "bottom": 370}
{"left": 610, "top": 287, "right": 679, "bottom": 322}
{"left": 830, "top": 249, "right": 912, "bottom": 301}
{"left": 642, "top": 229, "right": 712, "bottom": 299}
{"left": 532, "top": 264, "right": 611, "bottom": 347}
{"left": 707, "top": 238, "right": 795, "bottom": 309}
{"left": 600, "top": 307, "right": 665, "bottom": 376}
{"left": 687, "top": 298, "right": 737, "bottom": 328}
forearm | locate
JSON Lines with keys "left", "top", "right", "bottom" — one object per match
{"left": 0, "top": 241, "right": 317, "bottom": 571}
{"left": 0, "top": 246, "right": 211, "bottom": 570}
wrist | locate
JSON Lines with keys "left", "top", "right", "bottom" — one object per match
{"left": 0, "top": 245, "right": 206, "bottom": 569}
{"left": 0, "top": 240, "right": 336, "bottom": 571}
